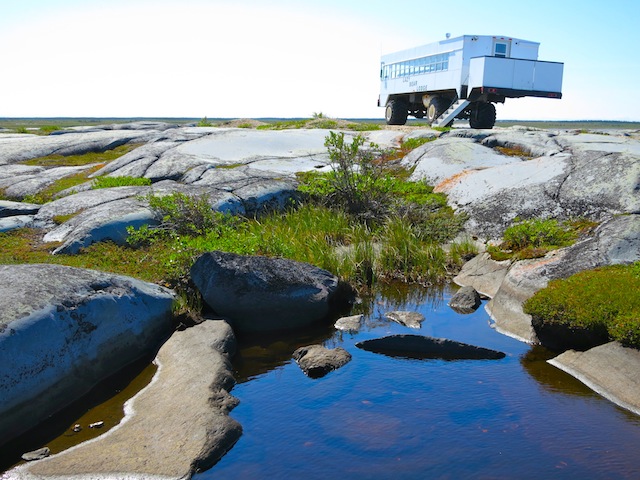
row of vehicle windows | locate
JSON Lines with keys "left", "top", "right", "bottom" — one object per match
{"left": 381, "top": 53, "right": 450, "bottom": 79}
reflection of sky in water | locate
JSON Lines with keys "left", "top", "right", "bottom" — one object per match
{"left": 204, "top": 285, "right": 640, "bottom": 480}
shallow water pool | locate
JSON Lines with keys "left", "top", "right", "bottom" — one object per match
{"left": 202, "top": 285, "right": 640, "bottom": 480}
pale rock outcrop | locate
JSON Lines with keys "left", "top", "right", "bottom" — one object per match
{"left": 486, "top": 214, "right": 640, "bottom": 343}
{"left": 407, "top": 129, "right": 640, "bottom": 239}
{"left": 0, "top": 129, "right": 158, "bottom": 165}
{"left": 453, "top": 252, "right": 510, "bottom": 298}
{"left": 0, "top": 200, "right": 40, "bottom": 217}
{"left": 5, "top": 320, "right": 242, "bottom": 480}
{"left": 548, "top": 342, "right": 640, "bottom": 416}
{"left": 0, "top": 264, "right": 175, "bottom": 447}
{"left": 0, "top": 215, "right": 35, "bottom": 232}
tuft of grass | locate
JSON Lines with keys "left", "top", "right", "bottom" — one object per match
{"left": 524, "top": 262, "right": 640, "bottom": 349}
{"left": 91, "top": 176, "right": 152, "bottom": 189}
{"left": 39, "top": 125, "right": 62, "bottom": 134}
{"left": 488, "top": 217, "right": 587, "bottom": 260}
{"left": 400, "top": 137, "right": 436, "bottom": 151}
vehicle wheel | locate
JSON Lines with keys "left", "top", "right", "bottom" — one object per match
{"left": 385, "top": 99, "right": 408, "bottom": 125}
{"left": 469, "top": 103, "right": 496, "bottom": 129}
{"left": 426, "top": 97, "right": 447, "bottom": 124}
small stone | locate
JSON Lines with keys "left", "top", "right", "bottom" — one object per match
{"left": 292, "top": 345, "right": 352, "bottom": 379}
{"left": 448, "top": 286, "right": 482, "bottom": 314}
{"left": 334, "top": 314, "right": 363, "bottom": 332}
{"left": 21, "top": 447, "right": 50, "bottom": 461}
{"left": 89, "top": 421, "right": 104, "bottom": 429}
{"left": 385, "top": 311, "right": 425, "bottom": 329}
{"left": 73, "top": 424, "right": 82, "bottom": 432}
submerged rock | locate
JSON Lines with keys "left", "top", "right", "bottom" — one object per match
{"left": 448, "top": 286, "right": 482, "bottom": 314}
{"left": 191, "top": 251, "right": 354, "bottom": 333}
{"left": 334, "top": 314, "right": 364, "bottom": 332}
{"left": 356, "top": 335, "right": 505, "bottom": 360}
{"left": 21, "top": 447, "right": 50, "bottom": 462}
{"left": 384, "top": 311, "right": 425, "bottom": 329}
{"left": 292, "top": 344, "right": 352, "bottom": 378}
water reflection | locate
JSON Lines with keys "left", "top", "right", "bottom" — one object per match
{"left": 207, "top": 282, "right": 640, "bottom": 480}
{"left": 520, "top": 345, "right": 597, "bottom": 397}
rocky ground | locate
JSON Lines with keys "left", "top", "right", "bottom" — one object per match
{"left": 1, "top": 121, "right": 639, "bottom": 478}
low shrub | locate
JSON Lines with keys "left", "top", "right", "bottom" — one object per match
{"left": 127, "top": 192, "right": 234, "bottom": 245}
{"left": 523, "top": 263, "right": 640, "bottom": 349}
{"left": 489, "top": 217, "right": 584, "bottom": 260}
{"left": 197, "top": 117, "right": 213, "bottom": 127}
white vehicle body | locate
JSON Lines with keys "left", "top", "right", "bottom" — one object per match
{"left": 379, "top": 35, "right": 563, "bottom": 128}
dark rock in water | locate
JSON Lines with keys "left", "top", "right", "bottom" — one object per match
{"left": 356, "top": 335, "right": 505, "bottom": 360}
{"left": 385, "top": 311, "right": 424, "bottom": 329}
{"left": 191, "top": 251, "right": 355, "bottom": 333}
{"left": 448, "top": 286, "right": 482, "bottom": 314}
{"left": 292, "top": 344, "right": 352, "bottom": 378}
{"left": 21, "top": 447, "right": 50, "bottom": 461}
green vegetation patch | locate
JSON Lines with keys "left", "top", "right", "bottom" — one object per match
{"left": 524, "top": 262, "right": 640, "bottom": 349}
{"left": 256, "top": 117, "right": 381, "bottom": 131}
{"left": 21, "top": 143, "right": 142, "bottom": 167}
{"left": 91, "top": 176, "right": 152, "bottom": 189}
{"left": 488, "top": 217, "right": 594, "bottom": 260}
{"left": 22, "top": 164, "right": 105, "bottom": 204}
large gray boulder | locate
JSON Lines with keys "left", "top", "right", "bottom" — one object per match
{"left": 191, "top": 251, "right": 353, "bottom": 333}
{"left": 5, "top": 319, "right": 242, "bottom": 480}
{"left": 0, "top": 264, "right": 175, "bottom": 446}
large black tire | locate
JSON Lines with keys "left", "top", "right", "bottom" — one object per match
{"left": 426, "top": 97, "right": 448, "bottom": 124}
{"left": 385, "top": 99, "right": 408, "bottom": 125}
{"left": 469, "top": 103, "right": 496, "bottom": 129}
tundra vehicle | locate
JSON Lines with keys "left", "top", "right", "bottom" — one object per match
{"left": 379, "top": 35, "right": 563, "bottom": 128}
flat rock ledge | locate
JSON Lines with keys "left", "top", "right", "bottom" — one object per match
{"left": 548, "top": 342, "right": 640, "bottom": 416}
{"left": 5, "top": 319, "right": 242, "bottom": 480}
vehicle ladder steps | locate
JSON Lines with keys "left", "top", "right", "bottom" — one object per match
{"left": 432, "top": 99, "right": 470, "bottom": 127}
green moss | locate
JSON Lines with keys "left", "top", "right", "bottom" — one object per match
{"left": 524, "top": 262, "right": 640, "bottom": 349}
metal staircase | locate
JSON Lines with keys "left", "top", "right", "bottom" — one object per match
{"left": 432, "top": 99, "right": 470, "bottom": 128}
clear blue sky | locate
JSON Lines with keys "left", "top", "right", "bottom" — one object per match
{"left": 1, "top": 0, "right": 639, "bottom": 120}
